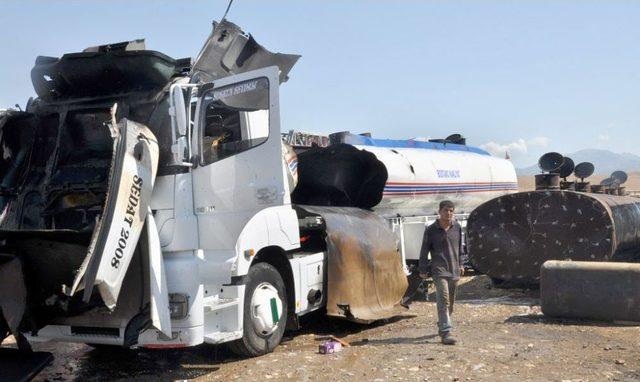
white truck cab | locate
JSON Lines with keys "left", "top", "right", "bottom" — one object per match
{"left": 141, "top": 67, "right": 319, "bottom": 354}
{"left": 31, "top": 67, "right": 325, "bottom": 356}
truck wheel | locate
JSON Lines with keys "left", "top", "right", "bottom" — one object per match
{"left": 229, "top": 262, "right": 287, "bottom": 357}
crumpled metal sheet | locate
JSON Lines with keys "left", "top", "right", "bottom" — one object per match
{"left": 300, "top": 206, "right": 408, "bottom": 323}
{"left": 70, "top": 119, "right": 159, "bottom": 308}
{"left": 191, "top": 19, "right": 300, "bottom": 84}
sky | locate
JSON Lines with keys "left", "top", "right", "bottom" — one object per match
{"left": 1, "top": 1, "right": 639, "bottom": 167}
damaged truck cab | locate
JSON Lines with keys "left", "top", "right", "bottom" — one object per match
{"left": 0, "top": 20, "right": 409, "bottom": 358}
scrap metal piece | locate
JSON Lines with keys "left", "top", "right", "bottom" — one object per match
{"left": 468, "top": 191, "right": 640, "bottom": 286}
{"left": 300, "top": 206, "right": 408, "bottom": 323}
{"left": 70, "top": 119, "right": 159, "bottom": 308}
{"left": 541, "top": 260, "right": 640, "bottom": 322}
{"left": 0, "top": 257, "right": 27, "bottom": 340}
{"left": 83, "top": 39, "right": 146, "bottom": 53}
{"left": 292, "top": 144, "right": 388, "bottom": 209}
{"left": 30, "top": 49, "right": 178, "bottom": 100}
{"left": 191, "top": 19, "right": 300, "bottom": 84}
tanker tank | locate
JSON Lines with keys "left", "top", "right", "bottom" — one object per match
{"left": 467, "top": 155, "right": 640, "bottom": 286}
{"left": 291, "top": 132, "right": 518, "bottom": 217}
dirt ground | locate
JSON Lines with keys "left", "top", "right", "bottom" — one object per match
{"left": 3, "top": 275, "right": 639, "bottom": 382}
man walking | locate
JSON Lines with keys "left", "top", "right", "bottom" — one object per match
{"left": 419, "top": 200, "right": 466, "bottom": 345}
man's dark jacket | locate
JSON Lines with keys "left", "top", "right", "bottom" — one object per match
{"left": 418, "top": 220, "right": 467, "bottom": 280}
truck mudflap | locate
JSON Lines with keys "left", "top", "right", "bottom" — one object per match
{"left": 70, "top": 118, "right": 159, "bottom": 308}
{"left": 300, "top": 206, "right": 408, "bottom": 323}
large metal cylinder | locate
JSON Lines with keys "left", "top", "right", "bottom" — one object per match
{"left": 534, "top": 174, "right": 560, "bottom": 190}
{"left": 541, "top": 260, "right": 640, "bottom": 321}
{"left": 467, "top": 190, "right": 640, "bottom": 285}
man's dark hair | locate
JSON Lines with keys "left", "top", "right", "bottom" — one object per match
{"left": 439, "top": 200, "right": 455, "bottom": 211}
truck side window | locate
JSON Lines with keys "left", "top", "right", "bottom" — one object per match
{"left": 200, "top": 77, "right": 269, "bottom": 166}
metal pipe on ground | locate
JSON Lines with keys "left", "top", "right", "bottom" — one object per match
{"left": 467, "top": 190, "right": 640, "bottom": 286}
{"left": 541, "top": 260, "right": 640, "bottom": 322}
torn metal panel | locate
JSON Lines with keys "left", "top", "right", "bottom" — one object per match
{"left": 300, "top": 206, "right": 408, "bottom": 323}
{"left": 0, "top": 257, "right": 27, "bottom": 336}
{"left": 71, "top": 119, "right": 159, "bottom": 308}
{"left": 83, "top": 39, "right": 146, "bottom": 53}
{"left": 31, "top": 49, "right": 179, "bottom": 100}
{"left": 191, "top": 19, "right": 300, "bottom": 84}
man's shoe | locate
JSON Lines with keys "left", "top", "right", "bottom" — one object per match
{"left": 441, "top": 333, "right": 457, "bottom": 345}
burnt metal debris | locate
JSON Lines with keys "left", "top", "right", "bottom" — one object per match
{"left": 468, "top": 152, "right": 640, "bottom": 286}
{"left": 0, "top": 42, "right": 181, "bottom": 336}
{"left": 468, "top": 190, "right": 640, "bottom": 286}
{"left": 298, "top": 206, "right": 408, "bottom": 323}
{"left": 291, "top": 144, "right": 388, "bottom": 209}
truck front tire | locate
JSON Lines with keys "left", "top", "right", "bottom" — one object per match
{"left": 229, "top": 262, "right": 287, "bottom": 357}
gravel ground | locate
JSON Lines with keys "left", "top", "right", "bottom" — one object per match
{"left": 3, "top": 275, "right": 639, "bottom": 381}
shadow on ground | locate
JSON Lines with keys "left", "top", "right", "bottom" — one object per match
{"left": 424, "top": 275, "right": 539, "bottom": 302}
{"left": 505, "top": 313, "right": 640, "bottom": 328}
{"left": 295, "top": 310, "right": 417, "bottom": 337}
{"left": 62, "top": 345, "right": 230, "bottom": 382}
{"left": 349, "top": 334, "right": 440, "bottom": 346}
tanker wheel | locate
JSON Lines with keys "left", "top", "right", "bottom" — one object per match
{"left": 228, "top": 262, "right": 287, "bottom": 357}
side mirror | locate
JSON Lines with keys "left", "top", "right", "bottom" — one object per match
{"left": 169, "top": 84, "right": 193, "bottom": 167}
{"left": 171, "top": 86, "right": 187, "bottom": 136}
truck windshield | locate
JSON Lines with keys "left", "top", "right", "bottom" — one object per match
{"left": 200, "top": 77, "right": 269, "bottom": 165}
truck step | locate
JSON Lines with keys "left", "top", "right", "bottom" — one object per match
{"left": 203, "top": 330, "right": 243, "bottom": 344}
{"left": 203, "top": 297, "right": 239, "bottom": 313}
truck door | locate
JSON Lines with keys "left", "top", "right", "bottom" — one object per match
{"left": 191, "top": 67, "right": 285, "bottom": 251}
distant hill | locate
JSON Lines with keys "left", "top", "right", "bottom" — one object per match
{"left": 517, "top": 149, "right": 640, "bottom": 176}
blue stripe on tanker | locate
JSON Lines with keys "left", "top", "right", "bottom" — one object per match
{"left": 383, "top": 183, "right": 518, "bottom": 194}
{"left": 339, "top": 134, "right": 491, "bottom": 156}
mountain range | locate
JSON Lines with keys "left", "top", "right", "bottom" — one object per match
{"left": 517, "top": 149, "right": 640, "bottom": 176}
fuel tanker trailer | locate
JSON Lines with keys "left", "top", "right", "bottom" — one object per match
{"left": 291, "top": 132, "right": 519, "bottom": 267}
